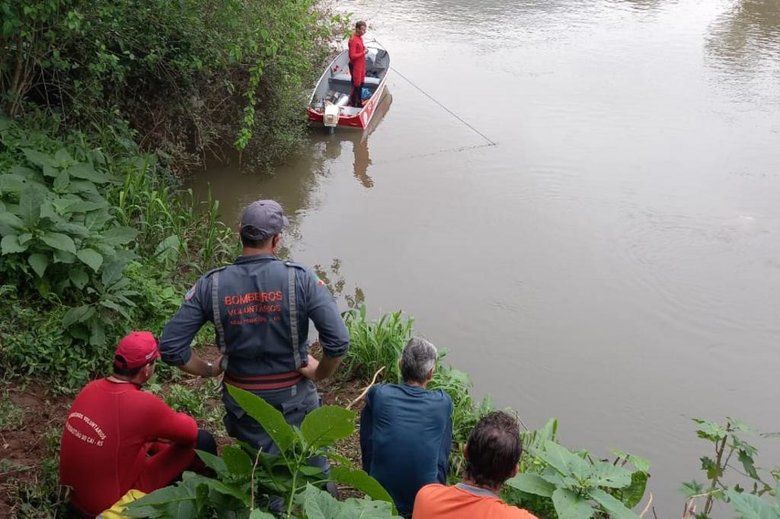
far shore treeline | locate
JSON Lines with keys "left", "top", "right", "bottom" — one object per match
{"left": 0, "top": 1, "right": 777, "bottom": 518}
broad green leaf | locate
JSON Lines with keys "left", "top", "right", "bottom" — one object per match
{"left": 62, "top": 305, "right": 95, "bottom": 328}
{"left": 28, "top": 253, "right": 49, "bottom": 277}
{"left": 693, "top": 419, "right": 727, "bottom": 441}
{"left": 18, "top": 233, "right": 32, "bottom": 245}
{"left": 69, "top": 180, "right": 99, "bottom": 195}
{"left": 77, "top": 248, "right": 103, "bottom": 272}
{"left": 22, "top": 148, "right": 55, "bottom": 168}
{"left": 125, "top": 480, "right": 197, "bottom": 515}
{"left": 1, "top": 234, "right": 27, "bottom": 254}
{"left": 154, "top": 234, "right": 181, "bottom": 262}
{"left": 102, "top": 226, "right": 138, "bottom": 246}
{"left": 330, "top": 466, "right": 394, "bottom": 503}
{"left": 18, "top": 187, "right": 44, "bottom": 226}
{"left": 620, "top": 471, "right": 648, "bottom": 509}
{"left": 41, "top": 231, "right": 77, "bottom": 254}
{"left": 65, "top": 200, "right": 109, "bottom": 213}
{"left": 226, "top": 385, "right": 296, "bottom": 452}
{"left": 0, "top": 174, "right": 28, "bottom": 193}
{"left": 611, "top": 450, "right": 650, "bottom": 474}
{"left": 297, "top": 484, "right": 340, "bottom": 519}
{"left": 680, "top": 480, "right": 704, "bottom": 498}
{"left": 540, "top": 441, "right": 590, "bottom": 478}
{"left": 739, "top": 449, "right": 760, "bottom": 480}
{"left": 301, "top": 405, "right": 356, "bottom": 449}
{"left": 54, "top": 221, "right": 90, "bottom": 237}
{"left": 590, "top": 488, "right": 640, "bottom": 519}
{"left": 53, "top": 249, "right": 76, "bottom": 264}
{"left": 249, "top": 510, "right": 276, "bottom": 519}
{"left": 90, "top": 320, "right": 106, "bottom": 347}
{"left": 0, "top": 211, "right": 24, "bottom": 230}
{"left": 54, "top": 148, "right": 73, "bottom": 165}
{"left": 195, "top": 450, "right": 228, "bottom": 475}
{"left": 299, "top": 465, "right": 325, "bottom": 476}
{"left": 53, "top": 170, "right": 70, "bottom": 191}
{"left": 506, "top": 472, "right": 556, "bottom": 498}
{"left": 69, "top": 268, "right": 89, "bottom": 289}
{"left": 590, "top": 462, "right": 632, "bottom": 488}
{"left": 67, "top": 163, "right": 110, "bottom": 183}
{"left": 552, "top": 488, "right": 594, "bottom": 519}
{"left": 182, "top": 472, "right": 250, "bottom": 505}
{"left": 39, "top": 201, "right": 60, "bottom": 222}
{"left": 726, "top": 489, "right": 779, "bottom": 519}
{"left": 222, "top": 445, "right": 253, "bottom": 475}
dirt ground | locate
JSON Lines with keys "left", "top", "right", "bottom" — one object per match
{"left": 0, "top": 381, "right": 72, "bottom": 517}
{"left": 0, "top": 361, "right": 370, "bottom": 516}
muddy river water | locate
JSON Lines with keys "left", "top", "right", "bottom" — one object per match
{"left": 192, "top": 0, "right": 780, "bottom": 513}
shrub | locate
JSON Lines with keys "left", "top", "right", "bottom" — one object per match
{"left": 127, "top": 385, "right": 400, "bottom": 518}
{"left": 0, "top": 0, "right": 345, "bottom": 170}
{"left": 0, "top": 117, "right": 234, "bottom": 391}
{"left": 343, "top": 306, "right": 413, "bottom": 383}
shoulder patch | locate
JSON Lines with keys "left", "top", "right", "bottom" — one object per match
{"left": 283, "top": 261, "right": 308, "bottom": 271}
{"left": 203, "top": 265, "right": 228, "bottom": 278}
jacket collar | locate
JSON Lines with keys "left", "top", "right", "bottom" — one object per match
{"left": 234, "top": 253, "right": 277, "bottom": 265}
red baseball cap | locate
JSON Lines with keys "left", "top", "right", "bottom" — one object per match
{"left": 114, "top": 331, "right": 160, "bottom": 370}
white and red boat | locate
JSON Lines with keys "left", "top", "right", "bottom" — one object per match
{"left": 307, "top": 42, "right": 390, "bottom": 131}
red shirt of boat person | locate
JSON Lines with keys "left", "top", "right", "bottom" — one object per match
{"left": 348, "top": 20, "right": 368, "bottom": 107}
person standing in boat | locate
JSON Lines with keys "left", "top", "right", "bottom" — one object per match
{"left": 348, "top": 21, "right": 368, "bottom": 107}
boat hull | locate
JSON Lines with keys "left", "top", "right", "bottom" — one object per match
{"left": 307, "top": 82, "right": 387, "bottom": 130}
{"left": 307, "top": 44, "right": 390, "bottom": 131}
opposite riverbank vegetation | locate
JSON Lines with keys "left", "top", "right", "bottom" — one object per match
{"left": 0, "top": 1, "right": 778, "bottom": 518}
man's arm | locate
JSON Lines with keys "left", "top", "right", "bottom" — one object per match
{"left": 298, "top": 353, "right": 342, "bottom": 382}
{"left": 159, "top": 276, "right": 212, "bottom": 369}
{"left": 144, "top": 393, "right": 199, "bottom": 446}
{"left": 437, "top": 396, "right": 454, "bottom": 483}
{"left": 298, "top": 268, "right": 349, "bottom": 382}
{"left": 359, "top": 386, "right": 376, "bottom": 473}
{"left": 179, "top": 353, "right": 224, "bottom": 378}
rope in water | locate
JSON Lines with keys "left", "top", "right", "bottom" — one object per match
{"left": 390, "top": 66, "right": 497, "bottom": 147}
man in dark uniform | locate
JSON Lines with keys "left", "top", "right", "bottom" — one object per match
{"left": 159, "top": 199, "right": 349, "bottom": 469}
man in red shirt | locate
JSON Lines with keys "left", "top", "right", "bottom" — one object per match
{"left": 348, "top": 20, "right": 368, "bottom": 107}
{"left": 59, "top": 331, "right": 216, "bottom": 517}
{"left": 412, "top": 411, "right": 538, "bottom": 519}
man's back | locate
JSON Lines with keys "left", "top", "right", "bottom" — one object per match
{"left": 59, "top": 379, "right": 197, "bottom": 515}
{"left": 412, "top": 483, "right": 538, "bottom": 519}
{"left": 360, "top": 384, "right": 453, "bottom": 516}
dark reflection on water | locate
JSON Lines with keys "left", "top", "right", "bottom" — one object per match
{"left": 707, "top": 0, "right": 780, "bottom": 71}
{"left": 319, "top": 91, "right": 393, "bottom": 189}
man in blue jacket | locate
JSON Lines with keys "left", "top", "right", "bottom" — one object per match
{"left": 360, "top": 337, "right": 453, "bottom": 517}
{"left": 159, "top": 199, "right": 350, "bottom": 469}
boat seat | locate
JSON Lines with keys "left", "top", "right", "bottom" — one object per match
{"left": 330, "top": 73, "right": 381, "bottom": 86}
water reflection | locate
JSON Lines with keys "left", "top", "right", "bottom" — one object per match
{"left": 317, "top": 91, "right": 392, "bottom": 189}
{"left": 707, "top": 0, "right": 780, "bottom": 72}
{"left": 313, "top": 258, "right": 366, "bottom": 309}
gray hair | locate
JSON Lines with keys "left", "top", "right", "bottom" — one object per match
{"left": 400, "top": 337, "right": 437, "bottom": 383}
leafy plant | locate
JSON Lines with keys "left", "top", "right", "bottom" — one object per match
{"left": 429, "top": 360, "right": 493, "bottom": 482}
{"left": 127, "top": 385, "right": 396, "bottom": 518}
{"left": 681, "top": 418, "right": 779, "bottom": 519}
{"left": 343, "top": 306, "right": 413, "bottom": 383}
{"left": 505, "top": 421, "right": 649, "bottom": 519}
{"left": 0, "top": 117, "right": 138, "bottom": 348}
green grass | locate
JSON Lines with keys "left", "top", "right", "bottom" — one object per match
{"left": 343, "top": 306, "right": 413, "bottom": 383}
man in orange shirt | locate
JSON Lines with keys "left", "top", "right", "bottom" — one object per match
{"left": 412, "top": 411, "right": 538, "bottom": 519}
